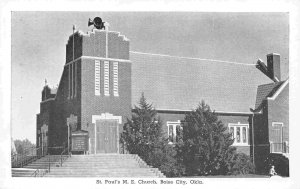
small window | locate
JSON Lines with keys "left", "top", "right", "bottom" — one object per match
{"left": 228, "top": 123, "right": 249, "bottom": 145}
{"left": 167, "top": 121, "right": 182, "bottom": 144}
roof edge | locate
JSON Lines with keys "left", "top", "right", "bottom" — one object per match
{"left": 267, "top": 78, "right": 289, "bottom": 101}
{"left": 130, "top": 51, "right": 255, "bottom": 66}
{"left": 156, "top": 108, "right": 252, "bottom": 115}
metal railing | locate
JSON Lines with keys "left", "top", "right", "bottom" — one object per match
{"left": 270, "top": 143, "right": 289, "bottom": 154}
{"left": 31, "top": 168, "right": 47, "bottom": 177}
{"left": 60, "top": 146, "right": 71, "bottom": 167}
{"left": 11, "top": 146, "right": 46, "bottom": 168}
{"left": 41, "top": 146, "right": 71, "bottom": 173}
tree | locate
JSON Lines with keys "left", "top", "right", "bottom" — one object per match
{"left": 121, "top": 94, "right": 184, "bottom": 177}
{"left": 178, "top": 100, "right": 236, "bottom": 176}
{"left": 230, "top": 153, "right": 255, "bottom": 175}
{"left": 121, "top": 93, "right": 163, "bottom": 164}
{"left": 14, "top": 139, "right": 35, "bottom": 155}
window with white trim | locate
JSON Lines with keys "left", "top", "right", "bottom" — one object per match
{"left": 167, "top": 121, "right": 182, "bottom": 144}
{"left": 113, "top": 62, "right": 119, "bottom": 96}
{"left": 270, "top": 122, "right": 284, "bottom": 153}
{"left": 104, "top": 61, "right": 110, "bottom": 96}
{"left": 95, "top": 60, "right": 101, "bottom": 96}
{"left": 228, "top": 123, "right": 249, "bottom": 145}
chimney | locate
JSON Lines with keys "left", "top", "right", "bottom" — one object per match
{"left": 267, "top": 53, "right": 281, "bottom": 82}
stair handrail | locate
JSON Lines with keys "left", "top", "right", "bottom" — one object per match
{"left": 11, "top": 146, "right": 43, "bottom": 168}
{"left": 31, "top": 168, "right": 48, "bottom": 177}
{"left": 60, "top": 146, "right": 70, "bottom": 167}
{"left": 48, "top": 154, "right": 51, "bottom": 173}
{"left": 31, "top": 169, "right": 40, "bottom": 177}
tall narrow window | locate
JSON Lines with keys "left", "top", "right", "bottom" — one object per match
{"left": 236, "top": 127, "right": 240, "bottom": 143}
{"left": 242, "top": 127, "right": 246, "bottom": 143}
{"left": 229, "top": 127, "right": 234, "bottom": 139}
{"left": 113, "top": 62, "right": 119, "bottom": 96}
{"left": 95, "top": 60, "right": 100, "bottom": 96}
{"left": 72, "top": 62, "right": 75, "bottom": 98}
{"left": 68, "top": 64, "right": 71, "bottom": 99}
{"left": 104, "top": 61, "right": 110, "bottom": 96}
{"left": 74, "top": 62, "right": 76, "bottom": 97}
{"left": 169, "top": 126, "right": 174, "bottom": 143}
{"left": 70, "top": 63, "right": 73, "bottom": 98}
{"left": 176, "top": 125, "right": 182, "bottom": 142}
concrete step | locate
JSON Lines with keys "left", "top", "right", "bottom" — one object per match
{"left": 11, "top": 168, "right": 38, "bottom": 177}
{"left": 14, "top": 154, "right": 165, "bottom": 178}
{"left": 44, "top": 174, "right": 157, "bottom": 177}
{"left": 47, "top": 168, "right": 155, "bottom": 172}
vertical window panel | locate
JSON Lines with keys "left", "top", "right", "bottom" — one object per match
{"left": 72, "top": 62, "right": 75, "bottom": 98}
{"left": 236, "top": 127, "right": 240, "bottom": 143}
{"left": 176, "top": 125, "right": 182, "bottom": 142}
{"left": 71, "top": 63, "right": 73, "bottom": 98}
{"left": 229, "top": 127, "right": 234, "bottom": 139}
{"left": 169, "top": 126, "right": 174, "bottom": 143}
{"left": 242, "top": 127, "right": 246, "bottom": 143}
{"left": 68, "top": 64, "right": 71, "bottom": 99}
{"left": 104, "top": 61, "right": 110, "bottom": 96}
{"left": 113, "top": 62, "right": 119, "bottom": 96}
{"left": 95, "top": 60, "right": 101, "bottom": 96}
{"left": 74, "top": 62, "right": 76, "bottom": 97}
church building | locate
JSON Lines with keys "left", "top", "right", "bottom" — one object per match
{"left": 36, "top": 18, "right": 289, "bottom": 170}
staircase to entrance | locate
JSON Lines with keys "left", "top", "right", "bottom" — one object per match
{"left": 13, "top": 154, "right": 165, "bottom": 177}
{"left": 44, "top": 154, "right": 165, "bottom": 177}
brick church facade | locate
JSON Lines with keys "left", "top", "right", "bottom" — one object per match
{"left": 36, "top": 22, "right": 289, "bottom": 170}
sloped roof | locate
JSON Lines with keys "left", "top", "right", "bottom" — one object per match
{"left": 131, "top": 52, "right": 272, "bottom": 113}
{"left": 255, "top": 81, "right": 284, "bottom": 109}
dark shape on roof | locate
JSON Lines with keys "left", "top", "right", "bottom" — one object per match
{"left": 131, "top": 52, "right": 272, "bottom": 113}
{"left": 254, "top": 81, "right": 284, "bottom": 109}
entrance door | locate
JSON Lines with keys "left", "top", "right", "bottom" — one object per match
{"left": 96, "top": 119, "right": 118, "bottom": 153}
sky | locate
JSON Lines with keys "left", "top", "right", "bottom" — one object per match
{"left": 11, "top": 12, "right": 289, "bottom": 144}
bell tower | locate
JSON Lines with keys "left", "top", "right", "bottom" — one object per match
{"left": 64, "top": 17, "right": 131, "bottom": 154}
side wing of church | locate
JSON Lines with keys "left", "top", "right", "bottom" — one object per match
{"left": 36, "top": 21, "right": 289, "bottom": 171}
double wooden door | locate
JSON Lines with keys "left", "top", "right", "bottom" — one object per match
{"left": 96, "top": 119, "right": 118, "bottom": 153}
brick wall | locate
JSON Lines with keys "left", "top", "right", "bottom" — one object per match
{"left": 80, "top": 30, "right": 131, "bottom": 153}
{"left": 156, "top": 111, "right": 251, "bottom": 155}
{"left": 81, "top": 58, "right": 131, "bottom": 153}
{"left": 268, "top": 83, "right": 289, "bottom": 143}
{"left": 66, "top": 32, "right": 83, "bottom": 63}
{"left": 253, "top": 82, "right": 289, "bottom": 173}
{"left": 49, "top": 60, "right": 82, "bottom": 148}
{"left": 81, "top": 30, "right": 129, "bottom": 60}
{"left": 36, "top": 99, "right": 55, "bottom": 148}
